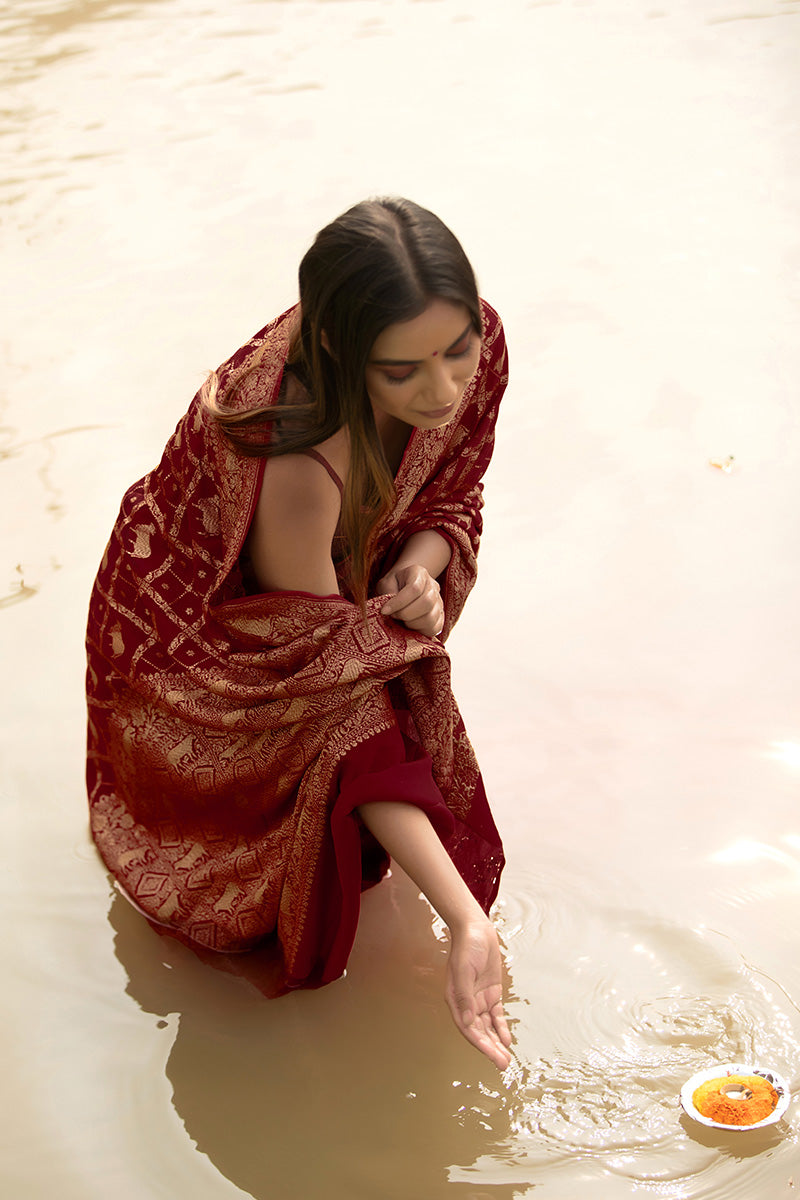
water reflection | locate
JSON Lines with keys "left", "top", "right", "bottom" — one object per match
{"left": 768, "top": 742, "right": 800, "bottom": 770}
{"left": 109, "top": 873, "right": 523, "bottom": 1200}
{"left": 711, "top": 838, "right": 800, "bottom": 871}
{"left": 110, "top": 856, "right": 800, "bottom": 1198}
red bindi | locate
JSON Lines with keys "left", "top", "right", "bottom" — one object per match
{"left": 431, "top": 350, "right": 438, "bottom": 357}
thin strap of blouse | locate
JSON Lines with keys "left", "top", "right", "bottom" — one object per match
{"left": 298, "top": 448, "right": 344, "bottom": 495}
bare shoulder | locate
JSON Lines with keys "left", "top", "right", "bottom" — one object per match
{"left": 312, "top": 426, "right": 351, "bottom": 486}
{"left": 259, "top": 451, "right": 340, "bottom": 515}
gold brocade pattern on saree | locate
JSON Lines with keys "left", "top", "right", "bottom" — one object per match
{"left": 86, "top": 300, "right": 508, "bottom": 987}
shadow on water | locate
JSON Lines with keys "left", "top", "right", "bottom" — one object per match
{"left": 677, "top": 1111, "right": 786, "bottom": 1158}
{"left": 108, "top": 876, "right": 525, "bottom": 1200}
{"left": 0, "top": 570, "right": 40, "bottom": 608}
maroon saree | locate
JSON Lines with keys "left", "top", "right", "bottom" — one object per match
{"left": 86, "top": 300, "right": 508, "bottom": 994}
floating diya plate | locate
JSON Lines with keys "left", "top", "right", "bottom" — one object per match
{"left": 681, "top": 1063, "right": 790, "bottom": 1132}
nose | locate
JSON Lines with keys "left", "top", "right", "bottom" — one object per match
{"left": 427, "top": 360, "right": 460, "bottom": 407}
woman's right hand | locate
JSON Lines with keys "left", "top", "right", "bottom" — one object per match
{"left": 375, "top": 563, "right": 444, "bottom": 638}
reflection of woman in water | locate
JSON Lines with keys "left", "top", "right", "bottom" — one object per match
{"left": 86, "top": 197, "right": 511, "bottom": 1068}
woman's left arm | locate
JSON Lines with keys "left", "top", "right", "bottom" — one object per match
{"left": 357, "top": 799, "right": 512, "bottom": 1070}
{"left": 374, "top": 530, "right": 452, "bottom": 638}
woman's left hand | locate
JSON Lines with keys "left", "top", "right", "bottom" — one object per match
{"left": 445, "top": 917, "right": 513, "bottom": 1070}
{"left": 376, "top": 564, "right": 444, "bottom": 637}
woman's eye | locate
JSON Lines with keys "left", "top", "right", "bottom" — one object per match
{"left": 446, "top": 334, "right": 472, "bottom": 358}
{"left": 383, "top": 367, "right": 416, "bottom": 384}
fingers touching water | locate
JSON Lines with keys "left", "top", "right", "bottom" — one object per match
{"left": 445, "top": 918, "right": 513, "bottom": 1071}
{"left": 356, "top": 801, "right": 511, "bottom": 1071}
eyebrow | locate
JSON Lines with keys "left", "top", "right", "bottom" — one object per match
{"left": 369, "top": 321, "right": 474, "bottom": 366}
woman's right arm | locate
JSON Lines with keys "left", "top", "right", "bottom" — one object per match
{"left": 374, "top": 529, "right": 453, "bottom": 637}
{"left": 246, "top": 454, "right": 341, "bottom": 596}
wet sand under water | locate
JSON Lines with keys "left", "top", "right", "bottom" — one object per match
{"left": 2, "top": 1, "right": 799, "bottom": 1196}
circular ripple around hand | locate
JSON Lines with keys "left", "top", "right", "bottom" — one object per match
{"left": 470, "top": 865, "right": 800, "bottom": 1194}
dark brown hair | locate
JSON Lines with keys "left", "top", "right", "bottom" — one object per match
{"left": 208, "top": 197, "right": 481, "bottom": 607}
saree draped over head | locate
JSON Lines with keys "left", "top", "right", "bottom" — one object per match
{"left": 86, "top": 299, "right": 508, "bottom": 995}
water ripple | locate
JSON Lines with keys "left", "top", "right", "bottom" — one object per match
{"left": 454, "top": 867, "right": 800, "bottom": 1194}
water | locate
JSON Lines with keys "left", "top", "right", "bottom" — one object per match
{"left": 2, "top": 1, "right": 799, "bottom": 1196}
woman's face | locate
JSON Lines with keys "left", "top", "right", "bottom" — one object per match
{"left": 364, "top": 298, "right": 481, "bottom": 430}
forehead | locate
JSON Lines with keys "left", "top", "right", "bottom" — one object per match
{"left": 369, "top": 298, "right": 471, "bottom": 361}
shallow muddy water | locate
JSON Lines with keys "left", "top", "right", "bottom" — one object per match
{"left": 2, "top": 1, "right": 799, "bottom": 1196}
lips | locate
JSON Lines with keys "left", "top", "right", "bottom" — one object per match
{"left": 423, "top": 403, "right": 456, "bottom": 419}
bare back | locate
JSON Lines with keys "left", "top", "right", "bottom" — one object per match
{"left": 245, "top": 428, "right": 349, "bottom": 597}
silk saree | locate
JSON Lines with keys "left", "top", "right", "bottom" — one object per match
{"left": 86, "top": 299, "right": 508, "bottom": 994}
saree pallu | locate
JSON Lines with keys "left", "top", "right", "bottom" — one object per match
{"left": 86, "top": 299, "right": 508, "bottom": 994}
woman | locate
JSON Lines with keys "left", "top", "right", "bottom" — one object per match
{"left": 86, "top": 198, "right": 511, "bottom": 1069}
